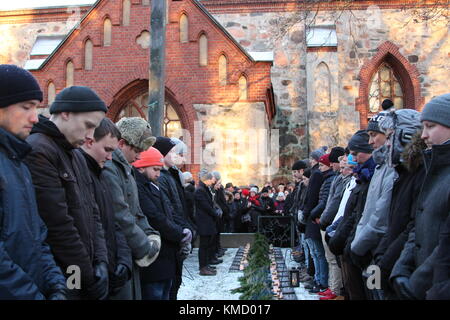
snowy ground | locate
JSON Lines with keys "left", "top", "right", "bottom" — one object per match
{"left": 178, "top": 248, "right": 319, "bottom": 300}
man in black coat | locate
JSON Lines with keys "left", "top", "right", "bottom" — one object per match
{"left": 25, "top": 86, "right": 109, "bottom": 300}
{"left": 153, "top": 136, "right": 194, "bottom": 299}
{"left": 195, "top": 169, "right": 220, "bottom": 276}
{"left": 391, "top": 93, "right": 450, "bottom": 300}
{"left": 133, "top": 147, "right": 186, "bottom": 299}
{"left": 79, "top": 118, "right": 133, "bottom": 299}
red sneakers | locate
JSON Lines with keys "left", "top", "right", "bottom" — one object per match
{"left": 320, "top": 293, "right": 338, "bottom": 300}
{"left": 318, "top": 288, "right": 332, "bottom": 296}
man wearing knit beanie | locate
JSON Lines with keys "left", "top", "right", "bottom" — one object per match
{"left": 391, "top": 93, "right": 450, "bottom": 300}
{"left": 367, "top": 112, "right": 388, "bottom": 150}
{"left": 103, "top": 117, "right": 160, "bottom": 300}
{"left": 329, "top": 147, "right": 345, "bottom": 172}
{"left": 0, "top": 64, "right": 67, "bottom": 300}
{"left": 310, "top": 146, "right": 328, "bottom": 166}
{"left": 133, "top": 147, "right": 184, "bottom": 300}
{"left": 348, "top": 129, "right": 374, "bottom": 163}
{"left": 420, "top": 93, "right": 450, "bottom": 148}
{"left": 25, "top": 84, "right": 110, "bottom": 300}
{"left": 154, "top": 135, "right": 195, "bottom": 299}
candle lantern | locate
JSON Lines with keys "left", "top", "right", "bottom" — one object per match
{"left": 289, "top": 267, "right": 300, "bottom": 287}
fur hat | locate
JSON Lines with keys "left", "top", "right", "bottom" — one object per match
{"left": 116, "top": 117, "right": 156, "bottom": 151}
{"left": 329, "top": 147, "right": 345, "bottom": 163}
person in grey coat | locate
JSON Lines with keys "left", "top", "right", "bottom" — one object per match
{"left": 103, "top": 117, "right": 161, "bottom": 300}
{"left": 390, "top": 93, "right": 450, "bottom": 300}
{"left": 350, "top": 111, "right": 397, "bottom": 273}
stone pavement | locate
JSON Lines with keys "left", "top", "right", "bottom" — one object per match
{"left": 177, "top": 248, "right": 318, "bottom": 300}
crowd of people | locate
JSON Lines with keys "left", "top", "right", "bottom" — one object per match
{"left": 0, "top": 64, "right": 449, "bottom": 300}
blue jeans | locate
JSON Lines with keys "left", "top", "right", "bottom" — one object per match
{"left": 301, "top": 234, "right": 310, "bottom": 270}
{"left": 141, "top": 279, "right": 173, "bottom": 300}
{"left": 305, "top": 238, "right": 328, "bottom": 287}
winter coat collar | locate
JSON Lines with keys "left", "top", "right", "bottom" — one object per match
{"left": 113, "top": 148, "right": 131, "bottom": 168}
{"left": 322, "top": 168, "right": 336, "bottom": 180}
{"left": 423, "top": 140, "right": 450, "bottom": 173}
{"left": 373, "top": 145, "right": 388, "bottom": 166}
{"left": 0, "top": 126, "right": 31, "bottom": 160}
{"left": 134, "top": 166, "right": 160, "bottom": 195}
{"left": 354, "top": 156, "right": 376, "bottom": 184}
{"left": 30, "top": 115, "right": 73, "bottom": 152}
{"left": 80, "top": 148, "right": 102, "bottom": 177}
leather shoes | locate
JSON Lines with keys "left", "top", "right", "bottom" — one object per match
{"left": 199, "top": 267, "right": 216, "bottom": 276}
{"left": 209, "top": 258, "right": 223, "bottom": 265}
{"left": 207, "top": 265, "right": 216, "bottom": 270}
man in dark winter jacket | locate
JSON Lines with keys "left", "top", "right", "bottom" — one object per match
{"left": 133, "top": 147, "right": 186, "bottom": 300}
{"left": 79, "top": 118, "right": 133, "bottom": 299}
{"left": 195, "top": 169, "right": 219, "bottom": 276}
{"left": 153, "top": 136, "right": 194, "bottom": 299}
{"left": 391, "top": 93, "right": 450, "bottom": 300}
{"left": 25, "top": 86, "right": 109, "bottom": 300}
{"left": 0, "top": 64, "right": 66, "bottom": 300}
{"left": 328, "top": 130, "right": 375, "bottom": 300}
{"left": 103, "top": 117, "right": 161, "bottom": 300}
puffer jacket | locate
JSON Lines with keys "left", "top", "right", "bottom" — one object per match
{"left": 0, "top": 127, "right": 66, "bottom": 299}
{"left": 320, "top": 174, "right": 353, "bottom": 230}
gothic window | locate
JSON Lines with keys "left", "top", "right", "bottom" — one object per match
{"left": 84, "top": 39, "right": 93, "bottom": 70}
{"left": 239, "top": 75, "right": 247, "bottom": 100}
{"left": 48, "top": 82, "right": 56, "bottom": 105}
{"left": 314, "top": 62, "right": 331, "bottom": 109}
{"left": 199, "top": 34, "right": 208, "bottom": 66}
{"left": 368, "top": 63, "right": 404, "bottom": 113}
{"left": 66, "top": 60, "right": 74, "bottom": 87}
{"left": 123, "top": 0, "right": 131, "bottom": 26}
{"left": 103, "top": 18, "right": 112, "bottom": 46}
{"left": 219, "top": 55, "right": 227, "bottom": 85}
{"left": 180, "top": 14, "right": 188, "bottom": 43}
{"left": 117, "top": 93, "right": 181, "bottom": 137}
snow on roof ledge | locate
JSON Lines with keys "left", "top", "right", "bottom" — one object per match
{"left": 248, "top": 51, "right": 274, "bottom": 62}
{"left": 24, "top": 59, "right": 46, "bottom": 70}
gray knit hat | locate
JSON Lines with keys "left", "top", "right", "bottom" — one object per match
{"left": 116, "top": 117, "right": 156, "bottom": 151}
{"left": 310, "top": 146, "right": 328, "bottom": 161}
{"left": 348, "top": 129, "right": 373, "bottom": 154}
{"left": 367, "top": 111, "right": 388, "bottom": 134}
{"left": 420, "top": 93, "right": 450, "bottom": 128}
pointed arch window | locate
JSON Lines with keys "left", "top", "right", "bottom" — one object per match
{"left": 239, "top": 75, "right": 247, "bottom": 101}
{"left": 199, "top": 34, "right": 208, "bottom": 66}
{"left": 66, "top": 60, "right": 74, "bottom": 87}
{"left": 368, "top": 63, "right": 404, "bottom": 113}
{"left": 123, "top": 0, "right": 131, "bottom": 26}
{"left": 84, "top": 39, "right": 93, "bottom": 70}
{"left": 103, "top": 18, "right": 112, "bottom": 46}
{"left": 219, "top": 55, "right": 227, "bottom": 86}
{"left": 180, "top": 14, "right": 188, "bottom": 43}
{"left": 48, "top": 82, "right": 56, "bottom": 105}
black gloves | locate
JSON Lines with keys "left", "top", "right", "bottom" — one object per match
{"left": 47, "top": 284, "right": 68, "bottom": 300}
{"left": 87, "top": 262, "right": 109, "bottom": 300}
{"left": 392, "top": 276, "right": 416, "bottom": 300}
{"left": 110, "top": 264, "right": 131, "bottom": 295}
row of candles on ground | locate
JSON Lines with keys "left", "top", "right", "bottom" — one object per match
{"left": 239, "top": 243, "right": 251, "bottom": 271}
{"left": 269, "top": 244, "right": 284, "bottom": 300}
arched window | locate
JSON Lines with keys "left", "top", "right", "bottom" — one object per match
{"left": 199, "top": 34, "right": 208, "bottom": 66}
{"left": 123, "top": 0, "right": 131, "bottom": 26}
{"left": 314, "top": 62, "right": 331, "bottom": 109}
{"left": 180, "top": 14, "right": 188, "bottom": 43}
{"left": 219, "top": 55, "right": 227, "bottom": 86}
{"left": 368, "top": 63, "right": 404, "bottom": 113}
{"left": 117, "top": 93, "right": 181, "bottom": 137}
{"left": 84, "top": 39, "right": 93, "bottom": 70}
{"left": 103, "top": 18, "right": 112, "bottom": 46}
{"left": 48, "top": 82, "right": 56, "bottom": 105}
{"left": 66, "top": 60, "right": 74, "bottom": 87}
{"left": 239, "top": 75, "right": 247, "bottom": 100}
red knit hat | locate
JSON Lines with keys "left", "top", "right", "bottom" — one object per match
{"left": 318, "top": 154, "right": 331, "bottom": 167}
{"left": 132, "top": 147, "right": 164, "bottom": 168}
{"left": 242, "top": 189, "right": 250, "bottom": 197}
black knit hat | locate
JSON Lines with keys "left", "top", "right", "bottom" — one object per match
{"left": 329, "top": 147, "right": 345, "bottom": 163}
{"left": 49, "top": 86, "right": 107, "bottom": 114}
{"left": 292, "top": 160, "right": 307, "bottom": 170}
{"left": 348, "top": 130, "right": 373, "bottom": 154}
{"left": 303, "top": 168, "right": 312, "bottom": 179}
{"left": 153, "top": 136, "right": 176, "bottom": 157}
{"left": 382, "top": 99, "right": 394, "bottom": 111}
{"left": 0, "top": 64, "right": 43, "bottom": 108}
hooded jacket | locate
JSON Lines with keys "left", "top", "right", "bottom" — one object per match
{"left": 391, "top": 141, "right": 450, "bottom": 299}
{"left": 0, "top": 127, "right": 66, "bottom": 299}
{"left": 351, "top": 145, "right": 397, "bottom": 257}
{"left": 25, "top": 115, "right": 107, "bottom": 297}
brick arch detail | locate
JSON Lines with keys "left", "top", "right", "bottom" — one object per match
{"left": 356, "top": 41, "right": 424, "bottom": 128}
